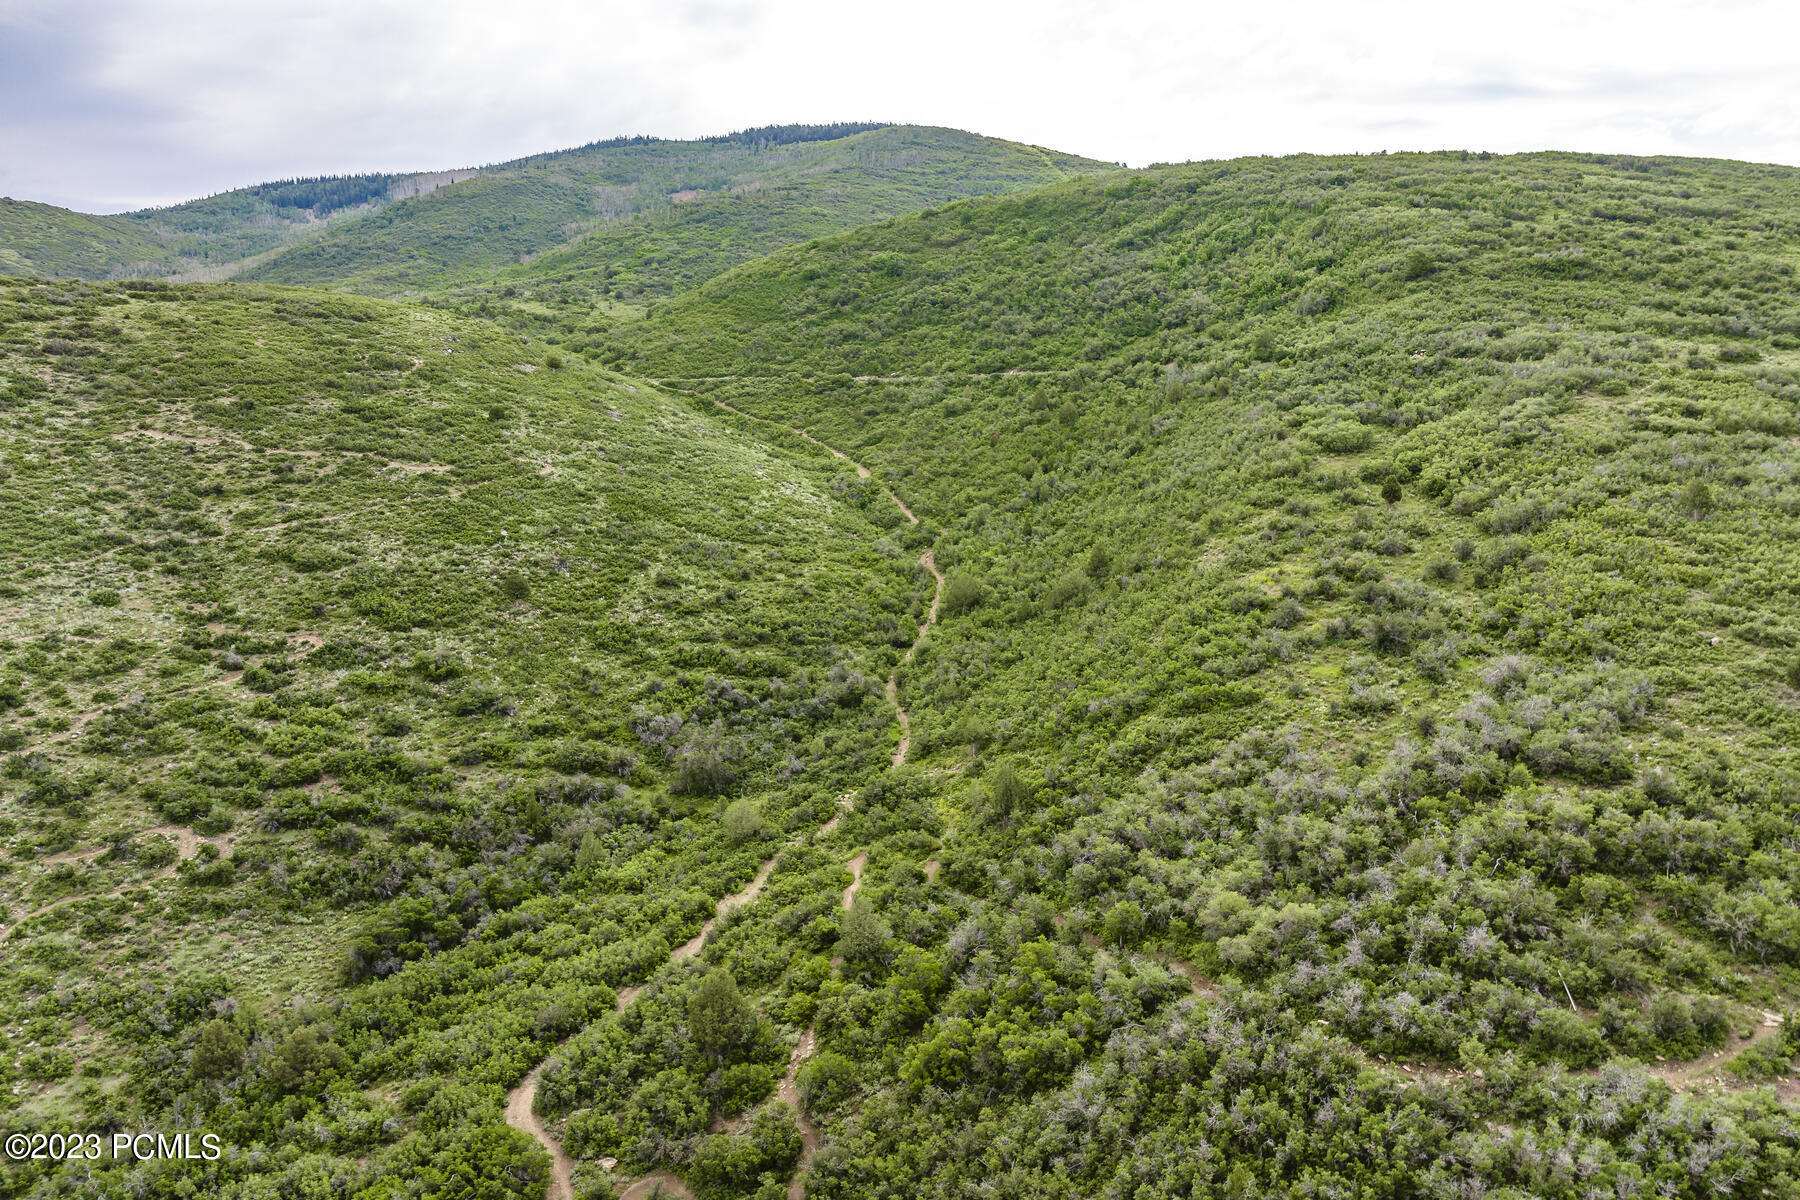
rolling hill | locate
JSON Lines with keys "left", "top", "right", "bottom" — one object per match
{"left": 614, "top": 150, "right": 1800, "bottom": 1196}
{"left": 2, "top": 146, "right": 1799, "bottom": 1200}
{"left": 1, "top": 124, "right": 1111, "bottom": 296}
{"left": 0, "top": 275, "right": 926, "bottom": 1199}
{"left": 0, "top": 172, "right": 425, "bottom": 281}
{"left": 241, "top": 125, "right": 1113, "bottom": 300}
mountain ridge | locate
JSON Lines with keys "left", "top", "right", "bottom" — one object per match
{"left": 0, "top": 124, "right": 1117, "bottom": 291}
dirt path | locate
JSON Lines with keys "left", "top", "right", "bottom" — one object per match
{"left": 706, "top": 395, "right": 943, "bottom": 770}
{"left": 506, "top": 407, "right": 944, "bottom": 1200}
{"left": 888, "top": 549, "right": 944, "bottom": 767}
{"left": 1644, "top": 1012, "right": 1785, "bottom": 1090}
{"left": 1354, "top": 1008, "right": 1790, "bottom": 1096}
{"left": 507, "top": 1064, "right": 577, "bottom": 1200}
{"left": 671, "top": 858, "right": 778, "bottom": 964}
{"left": 776, "top": 1028, "right": 821, "bottom": 1175}
{"left": 504, "top": 857, "right": 779, "bottom": 1196}
{"left": 0, "top": 826, "right": 234, "bottom": 942}
{"left": 840, "top": 853, "right": 867, "bottom": 911}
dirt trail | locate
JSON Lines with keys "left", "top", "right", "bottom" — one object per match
{"left": 778, "top": 849, "right": 867, "bottom": 1199}
{"left": 1645, "top": 1013, "right": 1785, "bottom": 1090}
{"left": 888, "top": 549, "right": 945, "bottom": 768}
{"left": 504, "top": 857, "right": 779, "bottom": 1195}
{"left": 840, "top": 854, "right": 867, "bottom": 910}
{"left": 707, "top": 395, "right": 942, "bottom": 771}
{"left": 1, "top": 826, "right": 234, "bottom": 942}
{"left": 506, "top": 407, "right": 944, "bottom": 1200}
{"left": 1357, "top": 1009, "right": 1790, "bottom": 1096}
{"left": 671, "top": 858, "right": 778, "bottom": 964}
{"left": 776, "top": 1028, "right": 822, "bottom": 1194}
{"left": 507, "top": 1064, "right": 577, "bottom": 1200}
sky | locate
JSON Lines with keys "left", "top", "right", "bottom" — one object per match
{"left": 4, "top": 0, "right": 1799, "bottom": 212}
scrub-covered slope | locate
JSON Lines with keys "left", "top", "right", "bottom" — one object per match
{"left": 0, "top": 174, "right": 414, "bottom": 281}
{"left": 0, "top": 277, "right": 927, "bottom": 1198}
{"left": 243, "top": 126, "right": 1113, "bottom": 301}
{"left": 615, "top": 151, "right": 1800, "bottom": 1197}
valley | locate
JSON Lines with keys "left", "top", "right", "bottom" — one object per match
{"left": 2, "top": 137, "right": 1799, "bottom": 1200}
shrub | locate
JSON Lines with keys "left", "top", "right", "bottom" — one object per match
{"left": 1679, "top": 479, "right": 1715, "bottom": 516}
{"left": 1402, "top": 250, "right": 1437, "bottom": 279}
{"left": 941, "top": 573, "right": 983, "bottom": 616}
{"left": 722, "top": 799, "right": 762, "bottom": 841}
{"left": 796, "top": 1050, "right": 858, "bottom": 1115}
{"left": 986, "top": 763, "right": 1029, "bottom": 817}
{"left": 711, "top": 1062, "right": 775, "bottom": 1114}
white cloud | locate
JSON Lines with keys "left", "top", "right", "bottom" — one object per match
{"left": 2, "top": 0, "right": 1797, "bottom": 211}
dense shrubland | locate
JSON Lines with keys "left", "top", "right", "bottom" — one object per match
{"left": 3, "top": 149, "right": 1799, "bottom": 1198}
{"left": 0, "top": 279, "right": 918, "bottom": 1197}
{"left": 615, "top": 151, "right": 1800, "bottom": 1194}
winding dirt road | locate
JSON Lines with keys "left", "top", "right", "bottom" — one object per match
{"left": 504, "top": 402, "right": 945, "bottom": 1200}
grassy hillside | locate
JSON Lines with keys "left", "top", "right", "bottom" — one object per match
{"left": 0, "top": 198, "right": 172, "bottom": 280}
{"left": 1, "top": 125, "right": 1110, "bottom": 298}
{"left": 243, "top": 126, "right": 1112, "bottom": 299}
{"left": 0, "top": 175, "right": 406, "bottom": 281}
{"left": 613, "top": 151, "right": 1800, "bottom": 1196}
{"left": 0, "top": 277, "right": 927, "bottom": 1198}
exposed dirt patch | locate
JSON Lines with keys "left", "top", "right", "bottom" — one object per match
{"left": 505, "top": 1066, "right": 575, "bottom": 1200}
{"left": 840, "top": 853, "right": 866, "bottom": 911}
{"left": 670, "top": 857, "right": 778, "bottom": 963}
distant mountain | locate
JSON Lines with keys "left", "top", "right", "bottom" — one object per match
{"left": 0, "top": 171, "right": 462, "bottom": 281}
{"left": 241, "top": 125, "right": 1115, "bottom": 298}
{"left": 0, "top": 125, "right": 1113, "bottom": 293}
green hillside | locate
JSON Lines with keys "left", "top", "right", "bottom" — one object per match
{"left": 0, "top": 198, "right": 171, "bottom": 279}
{"left": 0, "top": 277, "right": 926, "bottom": 1198}
{"left": 614, "top": 151, "right": 1800, "bottom": 1195}
{"left": 4, "top": 146, "right": 1800, "bottom": 1200}
{"left": 243, "top": 126, "right": 1113, "bottom": 299}
{"left": 1, "top": 126, "right": 1110, "bottom": 298}
{"left": 0, "top": 174, "right": 405, "bottom": 281}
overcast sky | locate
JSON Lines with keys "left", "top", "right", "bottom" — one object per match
{"left": 4, "top": 0, "right": 1798, "bottom": 212}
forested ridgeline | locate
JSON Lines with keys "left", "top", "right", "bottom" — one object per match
{"left": 0, "top": 126, "right": 1111, "bottom": 294}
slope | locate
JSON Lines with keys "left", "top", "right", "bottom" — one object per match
{"left": 0, "top": 173, "right": 416, "bottom": 281}
{"left": 613, "top": 151, "right": 1800, "bottom": 1197}
{"left": 0, "top": 276, "right": 931, "bottom": 1198}
{"left": 241, "top": 126, "right": 1114, "bottom": 300}
{"left": 0, "top": 197, "right": 173, "bottom": 280}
